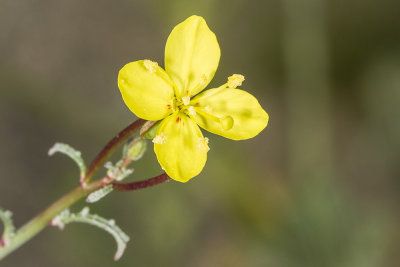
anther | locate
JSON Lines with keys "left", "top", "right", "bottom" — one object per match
{"left": 143, "top": 60, "right": 158, "bottom": 73}
{"left": 182, "top": 96, "right": 190, "bottom": 106}
{"left": 197, "top": 137, "right": 210, "bottom": 152}
{"left": 227, "top": 74, "right": 245, "bottom": 88}
{"left": 152, "top": 132, "right": 167, "bottom": 144}
{"left": 188, "top": 106, "right": 197, "bottom": 116}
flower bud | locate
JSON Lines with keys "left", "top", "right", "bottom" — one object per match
{"left": 127, "top": 137, "right": 147, "bottom": 161}
{"left": 141, "top": 120, "right": 161, "bottom": 139}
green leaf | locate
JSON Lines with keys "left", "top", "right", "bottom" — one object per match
{"left": 0, "top": 208, "right": 15, "bottom": 247}
{"left": 86, "top": 185, "right": 114, "bottom": 203}
{"left": 48, "top": 143, "right": 86, "bottom": 180}
{"left": 51, "top": 207, "right": 129, "bottom": 261}
{"left": 104, "top": 161, "right": 133, "bottom": 181}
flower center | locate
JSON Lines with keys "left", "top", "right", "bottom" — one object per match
{"left": 181, "top": 96, "right": 190, "bottom": 106}
{"left": 168, "top": 97, "right": 234, "bottom": 131}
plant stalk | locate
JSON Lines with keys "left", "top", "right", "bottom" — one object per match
{"left": 0, "top": 118, "right": 164, "bottom": 261}
{"left": 83, "top": 118, "right": 146, "bottom": 183}
{"left": 0, "top": 180, "right": 103, "bottom": 260}
{"left": 112, "top": 173, "right": 170, "bottom": 191}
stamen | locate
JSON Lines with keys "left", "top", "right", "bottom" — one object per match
{"left": 167, "top": 99, "right": 176, "bottom": 112}
{"left": 143, "top": 60, "right": 158, "bottom": 73}
{"left": 197, "top": 137, "right": 210, "bottom": 152}
{"left": 188, "top": 106, "right": 196, "bottom": 116}
{"left": 182, "top": 96, "right": 190, "bottom": 106}
{"left": 227, "top": 74, "right": 245, "bottom": 88}
{"left": 152, "top": 132, "right": 167, "bottom": 144}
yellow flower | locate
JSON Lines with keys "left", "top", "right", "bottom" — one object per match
{"left": 118, "top": 15, "right": 269, "bottom": 182}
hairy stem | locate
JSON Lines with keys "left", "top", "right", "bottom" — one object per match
{"left": 0, "top": 118, "right": 164, "bottom": 261}
{"left": 0, "top": 180, "right": 103, "bottom": 260}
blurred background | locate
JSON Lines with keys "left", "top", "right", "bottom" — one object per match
{"left": 1, "top": 0, "right": 399, "bottom": 266}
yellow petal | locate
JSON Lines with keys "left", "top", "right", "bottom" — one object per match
{"left": 118, "top": 60, "right": 175, "bottom": 121}
{"left": 190, "top": 88, "right": 269, "bottom": 140}
{"left": 154, "top": 112, "right": 207, "bottom": 182}
{"left": 165, "top": 15, "right": 220, "bottom": 98}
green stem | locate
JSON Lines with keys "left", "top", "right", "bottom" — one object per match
{"left": 0, "top": 118, "right": 152, "bottom": 260}
{"left": 0, "top": 180, "right": 103, "bottom": 260}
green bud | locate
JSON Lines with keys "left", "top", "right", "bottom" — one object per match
{"left": 140, "top": 121, "right": 161, "bottom": 139}
{"left": 127, "top": 137, "right": 147, "bottom": 161}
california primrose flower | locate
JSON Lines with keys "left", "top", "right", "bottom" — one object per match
{"left": 118, "top": 15, "right": 269, "bottom": 182}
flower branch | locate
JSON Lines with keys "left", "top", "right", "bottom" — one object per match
{"left": 112, "top": 173, "right": 171, "bottom": 191}
{"left": 83, "top": 118, "right": 146, "bottom": 184}
{"left": 0, "top": 15, "right": 269, "bottom": 263}
{"left": 0, "top": 118, "right": 159, "bottom": 261}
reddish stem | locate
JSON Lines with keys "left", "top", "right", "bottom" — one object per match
{"left": 83, "top": 119, "right": 146, "bottom": 183}
{"left": 112, "top": 173, "right": 171, "bottom": 191}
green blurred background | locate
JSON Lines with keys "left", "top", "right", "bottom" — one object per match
{"left": 1, "top": 0, "right": 399, "bottom": 266}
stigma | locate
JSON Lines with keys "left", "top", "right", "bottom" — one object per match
{"left": 143, "top": 60, "right": 158, "bottom": 73}
{"left": 227, "top": 74, "right": 245, "bottom": 88}
{"left": 152, "top": 132, "right": 167, "bottom": 144}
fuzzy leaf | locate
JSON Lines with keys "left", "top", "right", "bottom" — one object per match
{"left": 86, "top": 185, "right": 114, "bottom": 203}
{"left": 51, "top": 207, "right": 129, "bottom": 261}
{"left": 104, "top": 161, "right": 133, "bottom": 181}
{"left": 0, "top": 208, "right": 15, "bottom": 247}
{"left": 48, "top": 143, "right": 87, "bottom": 180}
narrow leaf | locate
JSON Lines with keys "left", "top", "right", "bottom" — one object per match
{"left": 0, "top": 208, "right": 15, "bottom": 247}
{"left": 105, "top": 161, "right": 133, "bottom": 181}
{"left": 48, "top": 143, "right": 86, "bottom": 180}
{"left": 86, "top": 185, "right": 114, "bottom": 203}
{"left": 51, "top": 207, "right": 129, "bottom": 260}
